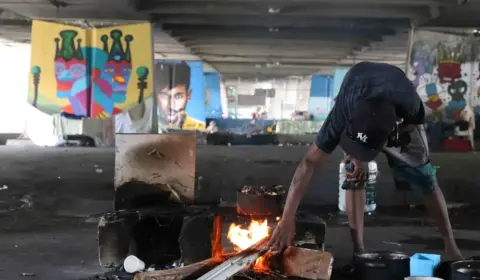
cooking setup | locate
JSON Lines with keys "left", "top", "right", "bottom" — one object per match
{"left": 94, "top": 133, "right": 480, "bottom": 280}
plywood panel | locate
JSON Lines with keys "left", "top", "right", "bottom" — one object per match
{"left": 114, "top": 133, "right": 196, "bottom": 203}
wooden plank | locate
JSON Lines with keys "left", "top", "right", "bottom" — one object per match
{"left": 133, "top": 258, "right": 218, "bottom": 280}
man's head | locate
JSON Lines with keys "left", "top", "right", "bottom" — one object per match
{"left": 155, "top": 62, "right": 191, "bottom": 126}
{"left": 339, "top": 97, "right": 397, "bottom": 162}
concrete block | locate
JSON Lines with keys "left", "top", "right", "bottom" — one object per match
{"left": 283, "top": 246, "right": 333, "bottom": 280}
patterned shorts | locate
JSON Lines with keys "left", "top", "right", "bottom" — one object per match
{"left": 344, "top": 124, "right": 438, "bottom": 195}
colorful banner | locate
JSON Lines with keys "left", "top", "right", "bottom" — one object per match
{"left": 28, "top": 20, "right": 154, "bottom": 119}
{"left": 155, "top": 60, "right": 206, "bottom": 130}
{"left": 308, "top": 75, "right": 333, "bottom": 120}
{"left": 204, "top": 72, "right": 223, "bottom": 119}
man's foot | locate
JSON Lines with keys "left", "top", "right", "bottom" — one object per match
{"left": 444, "top": 247, "right": 463, "bottom": 261}
{"left": 340, "top": 250, "right": 366, "bottom": 277}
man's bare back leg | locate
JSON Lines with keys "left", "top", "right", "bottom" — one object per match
{"left": 423, "top": 186, "right": 462, "bottom": 260}
{"left": 346, "top": 188, "right": 366, "bottom": 254}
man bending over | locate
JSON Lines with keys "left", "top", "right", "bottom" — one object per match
{"left": 268, "top": 62, "right": 463, "bottom": 261}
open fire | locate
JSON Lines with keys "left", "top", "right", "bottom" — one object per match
{"left": 227, "top": 219, "right": 272, "bottom": 273}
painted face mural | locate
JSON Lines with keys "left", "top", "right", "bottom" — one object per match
{"left": 157, "top": 85, "right": 191, "bottom": 126}
{"left": 54, "top": 30, "right": 88, "bottom": 116}
{"left": 155, "top": 63, "right": 192, "bottom": 128}
{"left": 437, "top": 44, "right": 463, "bottom": 84}
{"left": 100, "top": 30, "right": 133, "bottom": 104}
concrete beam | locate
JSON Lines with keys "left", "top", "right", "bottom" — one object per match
{"left": 147, "top": 2, "right": 430, "bottom": 19}
{"left": 171, "top": 30, "right": 385, "bottom": 42}
{"left": 213, "top": 62, "right": 334, "bottom": 69}
{"left": 155, "top": 15, "right": 409, "bottom": 29}
{"left": 193, "top": 47, "right": 351, "bottom": 56}
{"left": 0, "top": 4, "right": 149, "bottom": 21}
{"left": 145, "top": 0, "right": 453, "bottom": 6}
{"left": 181, "top": 38, "right": 365, "bottom": 48}
{"left": 202, "top": 56, "right": 341, "bottom": 65}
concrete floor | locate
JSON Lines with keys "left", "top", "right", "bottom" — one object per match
{"left": 0, "top": 147, "right": 479, "bottom": 280}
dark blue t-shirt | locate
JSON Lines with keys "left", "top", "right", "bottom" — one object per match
{"left": 315, "top": 62, "right": 424, "bottom": 154}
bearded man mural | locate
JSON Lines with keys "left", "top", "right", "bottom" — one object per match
{"left": 156, "top": 62, "right": 203, "bottom": 129}
{"left": 54, "top": 30, "right": 89, "bottom": 116}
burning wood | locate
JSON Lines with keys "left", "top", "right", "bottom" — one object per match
{"left": 135, "top": 218, "right": 333, "bottom": 280}
{"left": 197, "top": 237, "right": 270, "bottom": 280}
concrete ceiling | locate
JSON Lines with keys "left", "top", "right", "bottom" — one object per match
{"left": 1, "top": 0, "right": 480, "bottom": 78}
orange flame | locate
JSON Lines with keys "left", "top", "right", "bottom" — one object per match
{"left": 227, "top": 219, "right": 271, "bottom": 272}
{"left": 227, "top": 219, "right": 270, "bottom": 251}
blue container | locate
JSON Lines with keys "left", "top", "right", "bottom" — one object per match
{"left": 410, "top": 253, "right": 441, "bottom": 277}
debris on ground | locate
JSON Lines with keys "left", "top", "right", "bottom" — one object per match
{"left": 0, "top": 185, "right": 7, "bottom": 191}
{"left": 95, "top": 168, "right": 103, "bottom": 174}
{"left": 241, "top": 185, "right": 286, "bottom": 196}
{"left": 20, "top": 194, "right": 33, "bottom": 208}
{"left": 21, "top": 272, "right": 35, "bottom": 277}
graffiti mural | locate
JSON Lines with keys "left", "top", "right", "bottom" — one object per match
{"left": 155, "top": 60, "right": 206, "bottom": 130}
{"left": 409, "top": 30, "right": 480, "bottom": 123}
{"left": 28, "top": 20, "right": 153, "bottom": 119}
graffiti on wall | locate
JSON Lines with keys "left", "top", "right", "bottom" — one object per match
{"left": 408, "top": 30, "right": 480, "bottom": 125}
{"left": 28, "top": 20, "right": 153, "bottom": 118}
{"left": 155, "top": 60, "right": 206, "bottom": 130}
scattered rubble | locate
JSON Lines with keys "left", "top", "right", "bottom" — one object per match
{"left": 240, "top": 185, "right": 286, "bottom": 196}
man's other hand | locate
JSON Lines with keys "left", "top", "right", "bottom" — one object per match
{"left": 343, "top": 155, "right": 369, "bottom": 183}
{"left": 267, "top": 216, "right": 295, "bottom": 253}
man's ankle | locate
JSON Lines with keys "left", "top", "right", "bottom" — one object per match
{"left": 353, "top": 247, "right": 366, "bottom": 254}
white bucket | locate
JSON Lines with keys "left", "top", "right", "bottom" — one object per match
{"left": 405, "top": 277, "right": 444, "bottom": 280}
{"left": 124, "top": 255, "right": 146, "bottom": 273}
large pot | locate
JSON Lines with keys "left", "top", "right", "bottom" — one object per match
{"left": 450, "top": 257, "right": 480, "bottom": 280}
{"left": 236, "top": 191, "right": 281, "bottom": 217}
{"left": 354, "top": 251, "right": 411, "bottom": 280}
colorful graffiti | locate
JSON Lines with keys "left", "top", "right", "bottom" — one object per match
{"left": 28, "top": 20, "right": 153, "bottom": 118}
{"left": 408, "top": 30, "right": 480, "bottom": 124}
{"left": 155, "top": 60, "right": 206, "bottom": 130}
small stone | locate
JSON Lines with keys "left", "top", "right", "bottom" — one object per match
{"left": 95, "top": 168, "right": 103, "bottom": 174}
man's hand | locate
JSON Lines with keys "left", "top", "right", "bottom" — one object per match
{"left": 344, "top": 155, "right": 369, "bottom": 183}
{"left": 267, "top": 216, "right": 295, "bottom": 252}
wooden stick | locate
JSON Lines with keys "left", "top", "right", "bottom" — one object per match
{"left": 133, "top": 258, "right": 219, "bottom": 280}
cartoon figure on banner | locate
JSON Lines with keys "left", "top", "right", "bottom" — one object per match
{"left": 444, "top": 80, "right": 467, "bottom": 120}
{"left": 54, "top": 30, "right": 89, "bottom": 116}
{"left": 28, "top": 21, "right": 152, "bottom": 119}
{"left": 420, "top": 73, "right": 444, "bottom": 119}
{"left": 437, "top": 43, "right": 464, "bottom": 84}
{"left": 156, "top": 62, "right": 202, "bottom": 129}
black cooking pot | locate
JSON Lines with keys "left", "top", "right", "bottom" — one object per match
{"left": 236, "top": 191, "right": 281, "bottom": 217}
{"left": 354, "top": 251, "right": 410, "bottom": 280}
{"left": 450, "top": 257, "right": 480, "bottom": 280}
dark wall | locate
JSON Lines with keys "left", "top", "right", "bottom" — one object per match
{"left": 195, "top": 146, "right": 480, "bottom": 206}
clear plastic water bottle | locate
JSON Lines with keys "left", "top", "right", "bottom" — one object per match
{"left": 338, "top": 160, "right": 378, "bottom": 213}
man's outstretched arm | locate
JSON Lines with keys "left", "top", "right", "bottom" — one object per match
{"left": 282, "top": 144, "right": 328, "bottom": 220}
{"left": 268, "top": 93, "right": 348, "bottom": 251}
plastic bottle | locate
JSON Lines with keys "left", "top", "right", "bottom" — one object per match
{"left": 338, "top": 161, "right": 378, "bottom": 213}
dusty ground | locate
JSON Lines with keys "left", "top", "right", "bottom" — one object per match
{"left": 0, "top": 146, "right": 479, "bottom": 280}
